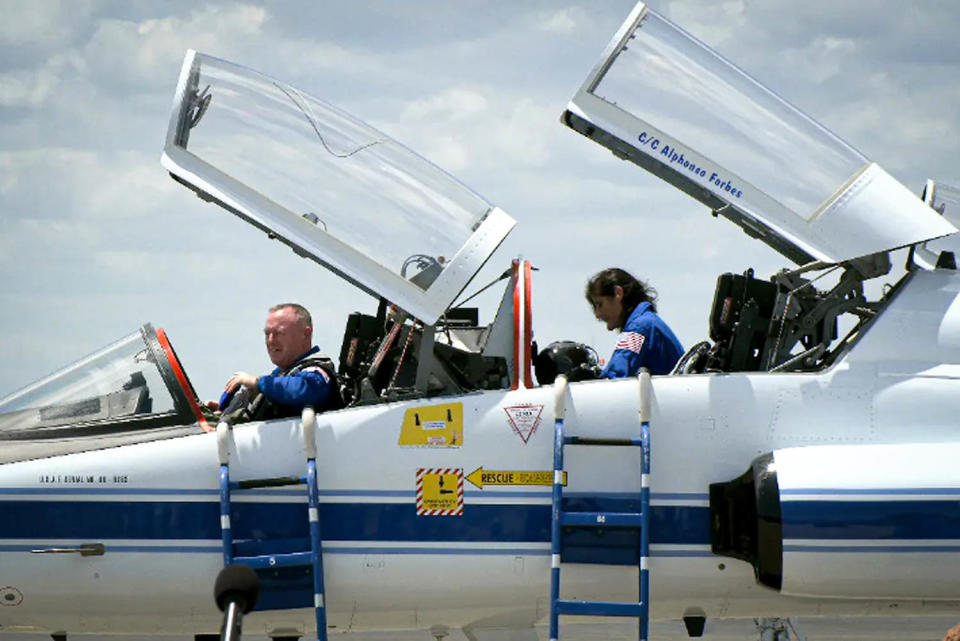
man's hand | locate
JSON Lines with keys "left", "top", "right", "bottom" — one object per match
{"left": 224, "top": 372, "right": 259, "bottom": 393}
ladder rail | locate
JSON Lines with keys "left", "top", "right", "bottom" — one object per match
{"left": 218, "top": 462, "right": 233, "bottom": 567}
{"left": 549, "top": 371, "right": 652, "bottom": 641}
{"left": 639, "top": 369, "right": 651, "bottom": 641}
{"left": 549, "top": 375, "right": 569, "bottom": 641}
{"left": 216, "top": 407, "right": 329, "bottom": 641}
{"left": 217, "top": 420, "right": 234, "bottom": 567}
{"left": 639, "top": 422, "right": 651, "bottom": 640}
{"left": 303, "top": 406, "right": 329, "bottom": 641}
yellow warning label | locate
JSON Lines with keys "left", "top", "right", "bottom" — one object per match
{"left": 399, "top": 402, "right": 463, "bottom": 447}
{"left": 417, "top": 468, "right": 463, "bottom": 515}
{"left": 465, "top": 467, "right": 566, "bottom": 489}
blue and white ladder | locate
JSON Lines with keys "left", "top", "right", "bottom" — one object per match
{"left": 549, "top": 371, "right": 652, "bottom": 641}
{"left": 216, "top": 407, "right": 328, "bottom": 641}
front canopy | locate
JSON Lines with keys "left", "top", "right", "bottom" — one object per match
{"left": 162, "top": 51, "right": 514, "bottom": 324}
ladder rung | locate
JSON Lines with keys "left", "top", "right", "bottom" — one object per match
{"left": 555, "top": 599, "right": 645, "bottom": 617}
{"left": 560, "top": 511, "right": 643, "bottom": 527}
{"left": 564, "top": 436, "right": 643, "bottom": 447}
{"left": 232, "top": 476, "right": 306, "bottom": 489}
{"left": 233, "top": 551, "right": 312, "bottom": 569}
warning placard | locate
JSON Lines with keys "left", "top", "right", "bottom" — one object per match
{"left": 466, "top": 466, "right": 566, "bottom": 489}
{"left": 399, "top": 403, "right": 464, "bottom": 448}
{"left": 503, "top": 404, "right": 544, "bottom": 443}
{"left": 416, "top": 468, "right": 463, "bottom": 516}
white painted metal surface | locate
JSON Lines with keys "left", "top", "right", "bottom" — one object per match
{"left": 775, "top": 442, "right": 960, "bottom": 598}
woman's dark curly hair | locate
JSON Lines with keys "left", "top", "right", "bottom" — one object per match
{"left": 585, "top": 268, "right": 658, "bottom": 330}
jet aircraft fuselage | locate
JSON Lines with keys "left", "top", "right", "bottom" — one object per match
{"left": 2, "top": 3, "right": 960, "bottom": 639}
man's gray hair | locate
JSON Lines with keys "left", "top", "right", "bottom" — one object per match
{"left": 270, "top": 303, "right": 312, "bottom": 328}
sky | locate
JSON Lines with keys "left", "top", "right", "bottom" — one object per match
{"left": 1, "top": 0, "right": 959, "bottom": 402}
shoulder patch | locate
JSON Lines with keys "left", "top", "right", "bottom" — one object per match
{"left": 299, "top": 366, "right": 330, "bottom": 381}
{"left": 615, "top": 331, "right": 645, "bottom": 354}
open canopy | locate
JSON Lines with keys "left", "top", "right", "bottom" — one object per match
{"left": 162, "top": 51, "right": 515, "bottom": 325}
{"left": 563, "top": 3, "right": 956, "bottom": 265}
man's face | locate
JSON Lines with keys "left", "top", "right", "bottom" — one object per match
{"left": 264, "top": 307, "right": 311, "bottom": 369}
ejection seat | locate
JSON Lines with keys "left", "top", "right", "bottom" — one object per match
{"left": 334, "top": 258, "right": 537, "bottom": 405}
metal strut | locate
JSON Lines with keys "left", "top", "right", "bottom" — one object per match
{"left": 549, "top": 371, "right": 652, "bottom": 641}
{"left": 216, "top": 407, "right": 329, "bottom": 641}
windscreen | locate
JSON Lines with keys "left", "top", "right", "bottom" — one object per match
{"left": 0, "top": 327, "right": 180, "bottom": 437}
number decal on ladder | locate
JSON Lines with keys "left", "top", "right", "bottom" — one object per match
{"left": 596, "top": 515, "right": 606, "bottom": 523}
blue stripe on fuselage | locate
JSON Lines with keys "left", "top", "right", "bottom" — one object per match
{"left": 781, "top": 499, "right": 960, "bottom": 540}
{"left": 0, "top": 498, "right": 709, "bottom": 545}
{"left": 6, "top": 494, "right": 959, "bottom": 544}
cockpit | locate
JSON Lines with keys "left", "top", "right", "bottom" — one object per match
{"left": 562, "top": 3, "right": 958, "bottom": 374}
{"left": 161, "top": 50, "right": 532, "bottom": 405}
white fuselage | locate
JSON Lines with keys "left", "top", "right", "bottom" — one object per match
{"left": 3, "top": 269, "right": 960, "bottom": 636}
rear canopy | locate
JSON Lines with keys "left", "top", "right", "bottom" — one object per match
{"left": 563, "top": 3, "right": 956, "bottom": 264}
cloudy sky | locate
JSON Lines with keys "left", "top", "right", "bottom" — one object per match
{"left": 1, "top": 0, "right": 959, "bottom": 401}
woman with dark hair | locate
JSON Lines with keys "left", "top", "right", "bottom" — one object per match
{"left": 585, "top": 268, "right": 684, "bottom": 377}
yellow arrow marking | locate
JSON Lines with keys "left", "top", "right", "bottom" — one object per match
{"left": 465, "top": 467, "right": 566, "bottom": 489}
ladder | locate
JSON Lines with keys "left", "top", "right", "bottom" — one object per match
{"left": 216, "top": 407, "right": 328, "bottom": 641}
{"left": 549, "top": 371, "right": 652, "bottom": 641}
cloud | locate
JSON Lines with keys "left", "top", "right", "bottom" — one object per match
{"left": 0, "top": 0, "right": 90, "bottom": 47}
{"left": 0, "top": 153, "right": 15, "bottom": 193}
{"left": 486, "top": 98, "right": 555, "bottom": 168}
{"left": 785, "top": 35, "right": 859, "bottom": 83}
{"left": 267, "top": 41, "right": 386, "bottom": 83}
{"left": 0, "top": 148, "right": 101, "bottom": 219}
{"left": 538, "top": 8, "right": 579, "bottom": 35}
{"left": 414, "top": 134, "right": 471, "bottom": 172}
{"left": 0, "top": 66, "right": 61, "bottom": 108}
{"left": 664, "top": 0, "right": 746, "bottom": 48}
{"left": 389, "top": 88, "right": 568, "bottom": 178}
{"left": 384, "top": 88, "right": 493, "bottom": 172}
{"left": 81, "top": 4, "right": 268, "bottom": 89}
{"left": 402, "top": 88, "right": 488, "bottom": 122}
{"left": 0, "top": 51, "right": 86, "bottom": 108}
{"left": 0, "top": 148, "right": 176, "bottom": 222}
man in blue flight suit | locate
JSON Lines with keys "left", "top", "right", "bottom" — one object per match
{"left": 210, "top": 303, "right": 343, "bottom": 421}
{"left": 585, "top": 268, "right": 684, "bottom": 377}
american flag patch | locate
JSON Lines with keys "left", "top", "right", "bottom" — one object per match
{"left": 301, "top": 366, "right": 330, "bottom": 382}
{"left": 615, "top": 331, "right": 645, "bottom": 354}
